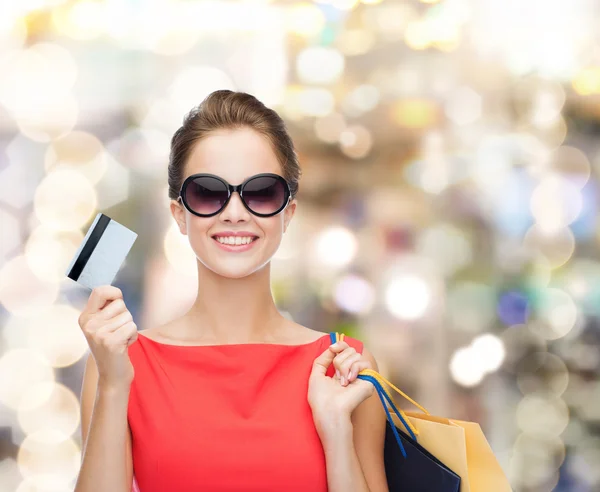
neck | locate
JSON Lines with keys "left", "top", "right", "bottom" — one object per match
{"left": 182, "top": 261, "right": 285, "bottom": 344}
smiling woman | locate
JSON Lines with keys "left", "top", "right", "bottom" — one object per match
{"left": 75, "top": 90, "right": 387, "bottom": 492}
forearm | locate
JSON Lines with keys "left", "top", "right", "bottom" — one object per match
{"left": 75, "top": 384, "right": 131, "bottom": 492}
{"left": 319, "top": 418, "right": 370, "bottom": 492}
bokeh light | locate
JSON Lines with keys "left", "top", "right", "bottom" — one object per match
{"left": 314, "top": 226, "right": 358, "bottom": 269}
{"left": 0, "top": 255, "right": 59, "bottom": 317}
{"left": 333, "top": 273, "right": 376, "bottom": 315}
{"left": 17, "top": 430, "right": 80, "bottom": 490}
{"left": 0, "top": 349, "right": 55, "bottom": 410}
{"left": 450, "top": 346, "right": 485, "bottom": 388}
{"left": 296, "top": 47, "right": 345, "bottom": 85}
{"left": 33, "top": 169, "right": 97, "bottom": 232}
{"left": 17, "top": 382, "right": 80, "bottom": 439}
{"left": 44, "top": 131, "right": 107, "bottom": 184}
{"left": 385, "top": 274, "right": 431, "bottom": 321}
{"left": 25, "top": 226, "right": 84, "bottom": 283}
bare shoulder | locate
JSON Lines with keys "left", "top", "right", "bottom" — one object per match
{"left": 360, "top": 345, "right": 378, "bottom": 370}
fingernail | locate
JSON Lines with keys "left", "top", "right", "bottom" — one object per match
{"left": 341, "top": 376, "right": 346, "bottom": 385}
{"left": 336, "top": 369, "right": 340, "bottom": 379}
{"left": 330, "top": 342, "right": 338, "bottom": 348}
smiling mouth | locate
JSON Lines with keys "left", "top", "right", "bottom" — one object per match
{"left": 211, "top": 236, "right": 259, "bottom": 246}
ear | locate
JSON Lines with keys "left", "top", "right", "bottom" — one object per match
{"left": 283, "top": 199, "right": 297, "bottom": 233}
{"left": 170, "top": 198, "right": 188, "bottom": 235}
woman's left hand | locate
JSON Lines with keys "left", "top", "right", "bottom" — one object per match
{"left": 308, "top": 340, "right": 375, "bottom": 435}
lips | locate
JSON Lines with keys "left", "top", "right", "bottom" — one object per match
{"left": 211, "top": 236, "right": 258, "bottom": 244}
{"left": 211, "top": 236, "right": 260, "bottom": 252}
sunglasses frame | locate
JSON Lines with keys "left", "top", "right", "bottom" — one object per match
{"left": 177, "top": 172, "right": 292, "bottom": 218}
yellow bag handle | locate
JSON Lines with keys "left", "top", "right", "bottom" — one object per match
{"left": 333, "top": 332, "right": 430, "bottom": 437}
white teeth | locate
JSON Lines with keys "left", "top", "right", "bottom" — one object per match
{"left": 215, "top": 236, "right": 256, "bottom": 245}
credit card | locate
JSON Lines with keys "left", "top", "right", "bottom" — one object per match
{"left": 65, "top": 213, "right": 138, "bottom": 290}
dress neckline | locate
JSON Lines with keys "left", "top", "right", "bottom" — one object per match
{"left": 137, "top": 331, "right": 330, "bottom": 349}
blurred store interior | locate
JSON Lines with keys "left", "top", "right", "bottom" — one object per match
{"left": 1, "top": 0, "right": 600, "bottom": 490}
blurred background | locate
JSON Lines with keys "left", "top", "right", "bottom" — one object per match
{"left": 1, "top": 0, "right": 600, "bottom": 490}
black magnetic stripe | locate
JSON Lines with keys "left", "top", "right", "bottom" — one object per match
{"left": 67, "top": 214, "right": 111, "bottom": 281}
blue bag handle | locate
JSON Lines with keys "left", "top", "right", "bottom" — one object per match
{"left": 329, "top": 332, "right": 425, "bottom": 458}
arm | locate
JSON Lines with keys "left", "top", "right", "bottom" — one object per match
{"left": 319, "top": 347, "right": 389, "bottom": 492}
{"left": 75, "top": 352, "right": 134, "bottom": 492}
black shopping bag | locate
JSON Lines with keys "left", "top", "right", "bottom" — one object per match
{"left": 383, "top": 420, "right": 461, "bottom": 492}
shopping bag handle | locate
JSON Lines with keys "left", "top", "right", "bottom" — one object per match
{"left": 329, "top": 332, "right": 431, "bottom": 456}
{"left": 329, "top": 332, "right": 429, "bottom": 414}
{"left": 361, "top": 373, "right": 411, "bottom": 457}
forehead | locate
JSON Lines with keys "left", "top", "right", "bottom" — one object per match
{"left": 185, "top": 127, "right": 282, "bottom": 182}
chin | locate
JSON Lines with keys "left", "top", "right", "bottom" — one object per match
{"left": 201, "top": 260, "right": 267, "bottom": 279}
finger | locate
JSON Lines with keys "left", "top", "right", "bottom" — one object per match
{"left": 332, "top": 347, "right": 357, "bottom": 376}
{"left": 87, "top": 286, "right": 123, "bottom": 315}
{"left": 106, "top": 321, "right": 138, "bottom": 352}
{"left": 328, "top": 341, "right": 349, "bottom": 354}
{"left": 311, "top": 344, "right": 340, "bottom": 377}
{"left": 339, "top": 352, "right": 361, "bottom": 378}
{"left": 333, "top": 346, "right": 356, "bottom": 363}
{"left": 95, "top": 310, "right": 134, "bottom": 336}
{"left": 347, "top": 359, "right": 372, "bottom": 383}
{"left": 338, "top": 352, "right": 361, "bottom": 385}
{"left": 95, "top": 298, "right": 128, "bottom": 321}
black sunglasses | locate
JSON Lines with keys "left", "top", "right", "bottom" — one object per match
{"left": 177, "top": 172, "right": 292, "bottom": 218}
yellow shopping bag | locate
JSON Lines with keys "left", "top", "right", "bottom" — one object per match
{"left": 452, "top": 418, "right": 512, "bottom": 492}
{"left": 392, "top": 412, "right": 513, "bottom": 492}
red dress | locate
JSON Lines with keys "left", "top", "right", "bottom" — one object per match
{"left": 127, "top": 331, "right": 364, "bottom": 492}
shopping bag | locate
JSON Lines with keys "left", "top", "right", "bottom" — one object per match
{"left": 329, "top": 332, "right": 461, "bottom": 492}
{"left": 393, "top": 413, "right": 513, "bottom": 492}
{"left": 330, "top": 332, "right": 512, "bottom": 492}
{"left": 383, "top": 419, "right": 461, "bottom": 492}
{"left": 454, "top": 419, "right": 512, "bottom": 492}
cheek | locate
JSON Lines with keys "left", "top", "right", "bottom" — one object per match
{"left": 185, "top": 217, "right": 212, "bottom": 244}
{"left": 259, "top": 221, "right": 285, "bottom": 247}
{"left": 259, "top": 216, "right": 285, "bottom": 234}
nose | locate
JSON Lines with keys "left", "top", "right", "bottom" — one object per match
{"left": 219, "top": 191, "right": 251, "bottom": 222}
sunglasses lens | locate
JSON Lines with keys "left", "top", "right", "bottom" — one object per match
{"left": 185, "top": 176, "right": 228, "bottom": 215}
{"left": 243, "top": 175, "right": 287, "bottom": 215}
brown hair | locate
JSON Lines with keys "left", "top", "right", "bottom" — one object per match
{"left": 168, "top": 90, "right": 301, "bottom": 201}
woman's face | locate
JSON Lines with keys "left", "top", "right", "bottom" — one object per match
{"left": 170, "top": 127, "right": 297, "bottom": 279}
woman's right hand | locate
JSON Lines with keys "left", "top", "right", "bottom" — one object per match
{"left": 78, "top": 285, "right": 139, "bottom": 390}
